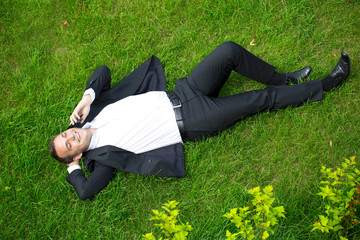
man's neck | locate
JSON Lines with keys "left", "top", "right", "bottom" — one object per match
{"left": 89, "top": 128, "right": 97, "bottom": 135}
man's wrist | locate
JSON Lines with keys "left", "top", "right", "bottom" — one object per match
{"left": 83, "top": 88, "right": 95, "bottom": 103}
{"left": 67, "top": 165, "right": 81, "bottom": 174}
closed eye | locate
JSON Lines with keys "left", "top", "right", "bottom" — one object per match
{"left": 61, "top": 133, "right": 71, "bottom": 150}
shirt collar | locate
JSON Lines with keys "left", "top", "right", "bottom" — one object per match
{"left": 87, "top": 128, "right": 99, "bottom": 151}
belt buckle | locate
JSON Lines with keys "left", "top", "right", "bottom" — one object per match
{"left": 169, "top": 93, "right": 182, "bottom": 109}
{"left": 173, "top": 101, "right": 182, "bottom": 109}
{"left": 172, "top": 98, "right": 182, "bottom": 109}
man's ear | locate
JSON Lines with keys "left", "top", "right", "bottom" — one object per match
{"left": 73, "top": 153, "right": 83, "bottom": 161}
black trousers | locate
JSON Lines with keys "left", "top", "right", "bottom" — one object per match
{"left": 173, "top": 41, "right": 323, "bottom": 141}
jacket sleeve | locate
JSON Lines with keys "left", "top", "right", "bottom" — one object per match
{"left": 66, "top": 161, "right": 115, "bottom": 200}
{"left": 85, "top": 65, "right": 111, "bottom": 99}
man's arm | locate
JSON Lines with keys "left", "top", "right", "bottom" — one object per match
{"left": 69, "top": 94, "right": 92, "bottom": 125}
{"left": 69, "top": 65, "right": 112, "bottom": 125}
{"left": 85, "top": 65, "right": 111, "bottom": 99}
{"left": 66, "top": 161, "right": 115, "bottom": 200}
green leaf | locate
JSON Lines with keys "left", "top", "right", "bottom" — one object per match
{"left": 248, "top": 186, "right": 261, "bottom": 195}
{"left": 224, "top": 208, "right": 238, "bottom": 219}
{"left": 225, "top": 230, "right": 238, "bottom": 240}
{"left": 319, "top": 215, "right": 329, "bottom": 227}
{"left": 312, "top": 222, "right": 329, "bottom": 233}
{"left": 170, "top": 210, "right": 179, "bottom": 217}
{"left": 166, "top": 200, "right": 179, "bottom": 209}
{"left": 173, "top": 231, "right": 188, "bottom": 240}
{"left": 263, "top": 185, "right": 273, "bottom": 194}
{"left": 262, "top": 230, "right": 270, "bottom": 239}
{"left": 142, "top": 233, "right": 157, "bottom": 240}
{"left": 248, "top": 234, "right": 256, "bottom": 240}
{"left": 274, "top": 206, "right": 286, "bottom": 218}
{"left": 318, "top": 185, "right": 334, "bottom": 199}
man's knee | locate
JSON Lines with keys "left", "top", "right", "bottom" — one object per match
{"left": 95, "top": 65, "right": 110, "bottom": 75}
{"left": 219, "top": 41, "right": 241, "bottom": 52}
{"left": 213, "top": 41, "right": 242, "bottom": 64}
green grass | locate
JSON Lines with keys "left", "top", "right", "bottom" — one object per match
{"left": 1, "top": 0, "right": 360, "bottom": 239}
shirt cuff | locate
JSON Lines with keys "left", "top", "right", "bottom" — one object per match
{"left": 84, "top": 88, "right": 95, "bottom": 103}
{"left": 67, "top": 165, "right": 81, "bottom": 174}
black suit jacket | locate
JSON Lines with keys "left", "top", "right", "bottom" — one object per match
{"left": 66, "top": 56, "right": 185, "bottom": 200}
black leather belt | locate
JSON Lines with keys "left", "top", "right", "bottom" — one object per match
{"left": 167, "top": 92, "right": 185, "bottom": 139}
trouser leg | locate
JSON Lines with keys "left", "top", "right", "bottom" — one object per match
{"left": 186, "top": 41, "right": 276, "bottom": 98}
{"left": 182, "top": 79, "right": 323, "bottom": 141}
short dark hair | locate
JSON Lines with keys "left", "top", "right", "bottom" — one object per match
{"left": 49, "top": 135, "right": 75, "bottom": 164}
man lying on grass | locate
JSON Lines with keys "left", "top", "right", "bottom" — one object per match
{"left": 49, "top": 41, "right": 351, "bottom": 200}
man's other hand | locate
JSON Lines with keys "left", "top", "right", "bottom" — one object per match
{"left": 70, "top": 94, "right": 92, "bottom": 125}
{"left": 67, "top": 158, "right": 80, "bottom": 167}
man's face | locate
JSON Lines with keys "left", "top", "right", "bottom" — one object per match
{"left": 53, "top": 128, "right": 93, "bottom": 161}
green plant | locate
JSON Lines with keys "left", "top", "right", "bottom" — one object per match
{"left": 224, "top": 185, "right": 285, "bottom": 240}
{"left": 142, "top": 200, "right": 192, "bottom": 240}
{"left": 312, "top": 156, "right": 360, "bottom": 240}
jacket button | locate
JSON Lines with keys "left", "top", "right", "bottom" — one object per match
{"left": 148, "top": 159, "right": 152, "bottom": 163}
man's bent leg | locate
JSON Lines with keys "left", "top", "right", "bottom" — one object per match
{"left": 182, "top": 79, "right": 323, "bottom": 141}
{"left": 186, "top": 41, "right": 276, "bottom": 98}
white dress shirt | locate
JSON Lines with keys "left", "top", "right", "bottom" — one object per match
{"left": 68, "top": 89, "right": 182, "bottom": 173}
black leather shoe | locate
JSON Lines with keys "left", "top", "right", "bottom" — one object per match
{"left": 285, "top": 66, "right": 312, "bottom": 84}
{"left": 328, "top": 51, "right": 351, "bottom": 89}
